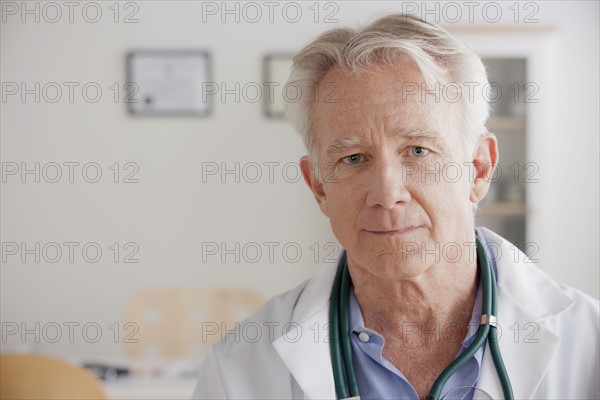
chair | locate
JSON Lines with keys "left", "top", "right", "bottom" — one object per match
{"left": 0, "top": 353, "right": 107, "bottom": 400}
{"left": 126, "top": 288, "right": 264, "bottom": 359}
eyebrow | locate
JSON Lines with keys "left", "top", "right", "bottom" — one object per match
{"left": 404, "top": 128, "right": 440, "bottom": 138}
{"left": 326, "top": 136, "right": 364, "bottom": 156}
{"left": 325, "top": 129, "right": 441, "bottom": 156}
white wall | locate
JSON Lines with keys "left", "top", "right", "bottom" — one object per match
{"left": 1, "top": 1, "right": 598, "bottom": 361}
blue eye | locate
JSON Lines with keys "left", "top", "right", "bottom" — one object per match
{"left": 342, "top": 154, "right": 363, "bottom": 164}
{"left": 410, "top": 146, "right": 429, "bottom": 157}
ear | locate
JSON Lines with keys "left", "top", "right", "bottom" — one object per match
{"left": 470, "top": 132, "right": 499, "bottom": 204}
{"left": 300, "top": 156, "right": 329, "bottom": 216}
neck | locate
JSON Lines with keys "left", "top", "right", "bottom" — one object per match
{"left": 349, "top": 251, "right": 479, "bottom": 341}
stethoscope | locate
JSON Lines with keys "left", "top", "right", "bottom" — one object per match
{"left": 329, "top": 236, "right": 514, "bottom": 400}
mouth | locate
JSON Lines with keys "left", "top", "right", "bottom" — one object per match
{"left": 364, "top": 226, "right": 420, "bottom": 236}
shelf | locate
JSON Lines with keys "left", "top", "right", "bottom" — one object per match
{"left": 478, "top": 202, "right": 526, "bottom": 216}
{"left": 486, "top": 116, "right": 526, "bottom": 132}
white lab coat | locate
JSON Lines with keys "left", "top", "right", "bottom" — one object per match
{"left": 192, "top": 228, "right": 600, "bottom": 399}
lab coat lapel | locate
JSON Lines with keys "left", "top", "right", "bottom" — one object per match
{"left": 272, "top": 256, "right": 340, "bottom": 400}
{"left": 475, "top": 229, "right": 574, "bottom": 399}
{"left": 474, "top": 284, "right": 561, "bottom": 399}
{"left": 273, "top": 304, "right": 336, "bottom": 400}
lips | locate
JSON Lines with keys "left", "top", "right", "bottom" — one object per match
{"left": 365, "top": 226, "right": 420, "bottom": 235}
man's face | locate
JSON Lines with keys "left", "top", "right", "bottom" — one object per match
{"left": 300, "top": 59, "right": 497, "bottom": 280}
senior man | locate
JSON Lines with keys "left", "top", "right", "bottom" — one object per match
{"left": 193, "top": 14, "right": 599, "bottom": 400}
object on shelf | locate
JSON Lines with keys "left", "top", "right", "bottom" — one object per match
{"left": 83, "top": 362, "right": 130, "bottom": 381}
{"left": 502, "top": 180, "right": 525, "bottom": 203}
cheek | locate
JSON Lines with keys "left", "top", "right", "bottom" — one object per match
{"left": 407, "top": 166, "right": 473, "bottom": 218}
{"left": 323, "top": 181, "right": 364, "bottom": 234}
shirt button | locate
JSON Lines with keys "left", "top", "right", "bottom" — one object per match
{"left": 358, "top": 332, "right": 370, "bottom": 343}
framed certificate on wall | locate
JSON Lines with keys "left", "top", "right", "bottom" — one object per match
{"left": 127, "top": 50, "right": 212, "bottom": 116}
{"left": 263, "top": 54, "right": 294, "bottom": 118}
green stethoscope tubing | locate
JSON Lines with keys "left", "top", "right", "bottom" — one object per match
{"left": 329, "top": 236, "right": 514, "bottom": 400}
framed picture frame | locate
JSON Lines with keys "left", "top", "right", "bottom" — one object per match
{"left": 263, "top": 54, "right": 294, "bottom": 118}
{"left": 126, "top": 50, "right": 212, "bottom": 116}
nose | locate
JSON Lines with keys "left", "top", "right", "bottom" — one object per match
{"left": 365, "top": 158, "right": 411, "bottom": 209}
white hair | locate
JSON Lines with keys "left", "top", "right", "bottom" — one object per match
{"left": 284, "top": 13, "right": 491, "bottom": 161}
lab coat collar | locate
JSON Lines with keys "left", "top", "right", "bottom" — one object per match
{"left": 476, "top": 228, "right": 574, "bottom": 321}
{"left": 474, "top": 228, "right": 575, "bottom": 399}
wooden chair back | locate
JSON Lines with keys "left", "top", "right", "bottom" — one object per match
{"left": 0, "top": 353, "right": 107, "bottom": 400}
{"left": 126, "top": 288, "right": 264, "bottom": 358}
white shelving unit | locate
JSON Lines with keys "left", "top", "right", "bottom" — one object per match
{"left": 448, "top": 27, "right": 558, "bottom": 258}
{"left": 477, "top": 58, "right": 528, "bottom": 249}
